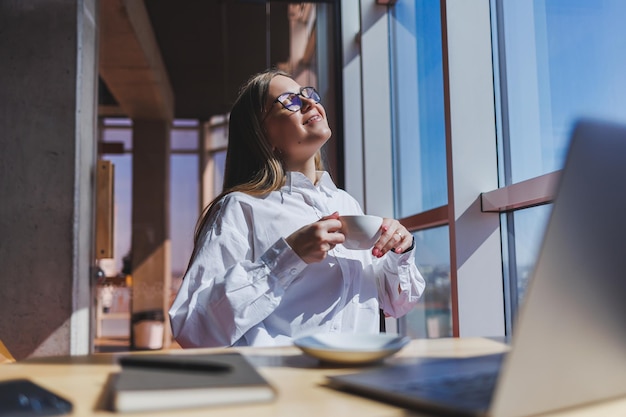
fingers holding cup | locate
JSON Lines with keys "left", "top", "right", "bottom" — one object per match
{"left": 374, "top": 219, "right": 411, "bottom": 257}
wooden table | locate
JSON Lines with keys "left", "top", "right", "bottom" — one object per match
{"left": 2, "top": 338, "right": 625, "bottom": 416}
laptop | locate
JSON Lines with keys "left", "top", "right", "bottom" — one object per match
{"left": 327, "top": 119, "right": 626, "bottom": 417}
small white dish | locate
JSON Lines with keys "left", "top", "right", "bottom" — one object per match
{"left": 293, "top": 333, "right": 410, "bottom": 365}
{"left": 339, "top": 215, "right": 383, "bottom": 250}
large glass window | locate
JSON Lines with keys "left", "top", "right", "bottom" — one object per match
{"left": 493, "top": 0, "right": 626, "bottom": 327}
{"left": 390, "top": 0, "right": 447, "bottom": 217}
{"left": 496, "top": 0, "right": 626, "bottom": 185}
{"left": 390, "top": 0, "right": 451, "bottom": 338}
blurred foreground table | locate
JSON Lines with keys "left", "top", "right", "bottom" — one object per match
{"left": 2, "top": 338, "right": 625, "bottom": 416}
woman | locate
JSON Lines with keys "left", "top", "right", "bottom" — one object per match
{"left": 169, "top": 69, "right": 425, "bottom": 347}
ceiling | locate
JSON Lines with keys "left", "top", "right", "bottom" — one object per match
{"left": 98, "top": 0, "right": 293, "bottom": 121}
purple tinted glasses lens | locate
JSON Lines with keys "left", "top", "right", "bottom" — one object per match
{"left": 275, "top": 87, "right": 321, "bottom": 112}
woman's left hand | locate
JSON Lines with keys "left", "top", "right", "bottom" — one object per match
{"left": 372, "top": 218, "right": 412, "bottom": 258}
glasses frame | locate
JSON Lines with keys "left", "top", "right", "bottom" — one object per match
{"left": 273, "top": 86, "right": 321, "bottom": 112}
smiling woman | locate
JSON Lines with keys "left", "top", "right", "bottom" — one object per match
{"left": 168, "top": 69, "right": 426, "bottom": 348}
{"left": 261, "top": 75, "right": 332, "bottom": 178}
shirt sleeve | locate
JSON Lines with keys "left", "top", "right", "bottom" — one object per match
{"left": 374, "top": 243, "right": 426, "bottom": 318}
{"left": 168, "top": 197, "right": 307, "bottom": 348}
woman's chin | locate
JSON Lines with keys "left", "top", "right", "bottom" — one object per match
{"left": 312, "top": 125, "right": 332, "bottom": 141}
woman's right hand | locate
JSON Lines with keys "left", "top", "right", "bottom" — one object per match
{"left": 285, "top": 212, "right": 345, "bottom": 263}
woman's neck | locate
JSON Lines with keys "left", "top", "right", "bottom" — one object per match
{"left": 286, "top": 159, "right": 318, "bottom": 184}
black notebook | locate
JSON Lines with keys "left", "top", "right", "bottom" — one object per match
{"left": 110, "top": 352, "right": 275, "bottom": 413}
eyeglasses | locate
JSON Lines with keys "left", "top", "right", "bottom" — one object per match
{"left": 273, "top": 86, "right": 321, "bottom": 112}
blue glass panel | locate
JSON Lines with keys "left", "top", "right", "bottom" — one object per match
{"left": 171, "top": 128, "right": 199, "bottom": 151}
{"left": 213, "top": 150, "right": 227, "bottom": 196}
{"left": 403, "top": 226, "right": 452, "bottom": 339}
{"left": 500, "top": 0, "right": 626, "bottom": 183}
{"left": 511, "top": 205, "right": 551, "bottom": 304}
{"left": 170, "top": 155, "right": 199, "bottom": 278}
{"left": 390, "top": 0, "right": 447, "bottom": 218}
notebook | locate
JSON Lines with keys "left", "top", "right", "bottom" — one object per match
{"left": 109, "top": 352, "right": 275, "bottom": 413}
{"left": 327, "top": 118, "right": 626, "bottom": 417}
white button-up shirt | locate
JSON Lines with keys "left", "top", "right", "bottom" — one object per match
{"left": 169, "top": 171, "right": 425, "bottom": 347}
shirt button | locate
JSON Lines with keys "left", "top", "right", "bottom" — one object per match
{"left": 289, "top": 268, "right": 297, "bottom": 275}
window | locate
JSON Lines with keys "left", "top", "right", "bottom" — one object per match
{"left": 390, "top": 0, "right": 447, "bottom": 217}
{"left": 170, "top": 121, "right": 200, "bottom": 281}
{"left": 99, "top": 118, "right": 201, "bottom": 285}
{"left": 100, "top": 119, "right": 133, "bottom": 273}
{"left": 402, "top": 226, "right": 451, "bottom": 338}
{"left": 390, "top": 0, "right": 451, "bottom": 338}
{"left": 493, "top": 0, "right": 626, "bottom": 327}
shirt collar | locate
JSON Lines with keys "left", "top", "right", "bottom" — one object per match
{"left": 284, "top": 171, "right": 338, "bottom": 196}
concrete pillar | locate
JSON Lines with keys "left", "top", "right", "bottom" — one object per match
{"left": 130, "top": 119, "right": 172, "bottom": 348}
{"left": 0, "top": 0, "right": 99, "bottom": 359}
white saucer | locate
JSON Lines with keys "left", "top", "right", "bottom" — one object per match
{"left": 293, "top": 333, "right": 410, "bottom": 365}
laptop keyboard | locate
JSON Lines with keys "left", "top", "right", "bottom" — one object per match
{"left": 388, "top": 370, "right": 499, "bottom": 410}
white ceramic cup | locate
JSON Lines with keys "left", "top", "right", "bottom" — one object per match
{"left": 339, "top": 215, "right": 383, "bottom": 250}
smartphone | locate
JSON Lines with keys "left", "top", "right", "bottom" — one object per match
{"left": 0, "top": 379, "right": 73, "bottom": 416}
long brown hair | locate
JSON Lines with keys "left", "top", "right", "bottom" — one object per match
{"left": 194, "top": 69, "right": 324, "bottom": 245}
